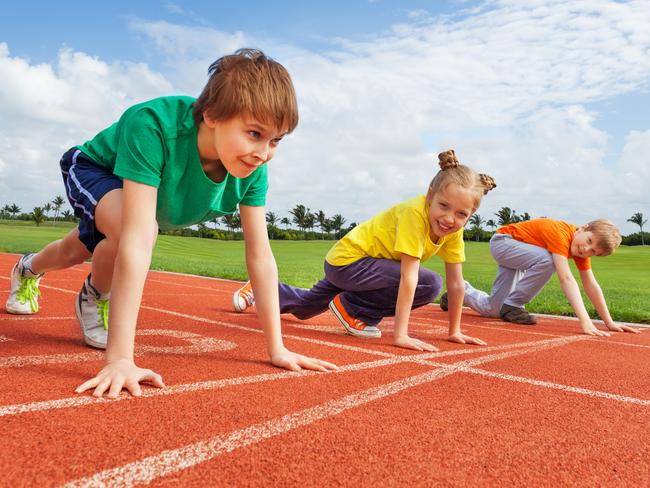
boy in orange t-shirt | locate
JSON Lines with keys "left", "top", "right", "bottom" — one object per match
{"left": 450, "top": 218, "right": 639, "bottom": 335}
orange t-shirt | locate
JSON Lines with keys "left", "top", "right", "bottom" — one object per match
{"left": 497, "top": 218, "right": 591, "bottom": 270}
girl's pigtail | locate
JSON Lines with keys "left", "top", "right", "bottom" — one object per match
{"left": 438, "top": 150, "right": 460, "bottom": 170}
{"left": 479, "top": 174, "right": 497, "bottom": 194}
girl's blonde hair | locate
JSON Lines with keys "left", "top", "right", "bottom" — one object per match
{"left": 426, "top": 150, "right": 496, "bottom": 210}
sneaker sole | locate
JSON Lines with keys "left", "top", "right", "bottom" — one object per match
{"left": 232, "top": 291, "right": 246, "bottom": 313}
{"left": 75, "top": 290, "right": 107, "bottom": 350}
{"left": 328, "top": 301, "right": 381, "bottom": 339}
{"left": 5, "top": 305, "right": 37, "bottom": 315}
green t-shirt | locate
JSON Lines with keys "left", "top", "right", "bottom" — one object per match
{"left": 76, "top": 96, "right": 268, "bottom": 230}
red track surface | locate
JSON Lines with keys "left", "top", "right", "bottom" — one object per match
{"left": 0, "top": 252, "right": 648, "bottom": 487}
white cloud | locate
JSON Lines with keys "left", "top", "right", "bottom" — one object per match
{"left": 1, "top": 1, "right": 649, "bottom": 236}
{"left": 0, "top": 43, "right": 172, "bottom": 208}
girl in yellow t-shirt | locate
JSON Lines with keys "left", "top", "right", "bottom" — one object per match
{"left": 234, "top": 150, "right": 496, "bottom": 351}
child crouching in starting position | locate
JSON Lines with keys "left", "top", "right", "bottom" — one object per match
{"left": 5, "top": 49, "right": 337, "bottom": 398}
{"left": 234, "top": 150, "right": 496, "bottom": 351}
{"left": 448, "top": 217, "right": 640, "bottom": 335}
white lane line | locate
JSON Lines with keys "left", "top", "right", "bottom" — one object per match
{"left": 0, "top": 330, "right": 237, "bottom": 368}
{"left": 447, "top": 365, "right": 650, "bottom": 406}
{"left": 0, "top": 337, "right": 579, "bottom": 417}
{"left": 60, "top": 339, "right": 588, "bottom": 488}
{"left": 0, "top": 316, "right": 76, "bottom": 321}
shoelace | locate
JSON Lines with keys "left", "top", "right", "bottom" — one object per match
{"left": 17, "top": 277, "right": 41, "bottom": 313}
{"left": 97, "top": 299, "right": 110, "bottom": 331}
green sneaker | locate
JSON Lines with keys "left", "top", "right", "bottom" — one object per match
{"left": 75, "top": 274, "right": 110, "bottom": 349}
{"left": 5, "top": 255, "right": 42, "bottom": 314}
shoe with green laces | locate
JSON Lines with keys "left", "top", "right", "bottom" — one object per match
{"left": 75, "top": 274, "right": 110, "bottom": 349}
{"left": 5, "top": 254, "right": 42, "bottom": 314}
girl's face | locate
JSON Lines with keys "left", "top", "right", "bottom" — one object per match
{"left": 428, "top": 183, "right": 476, "bottom": 238}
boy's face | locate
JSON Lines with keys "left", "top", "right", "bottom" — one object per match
{"left": 427, "top": 183, "right": 475, "bottom": 239}
{"left": 203, "top": 114, "right": 286, "bottom": 178}
{"left": 571, "top": 228, "right": 604, "bottom": 258}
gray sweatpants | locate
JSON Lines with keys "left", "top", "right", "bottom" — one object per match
{"left": 463, "top": 233, "right": 555, "bottom": 317}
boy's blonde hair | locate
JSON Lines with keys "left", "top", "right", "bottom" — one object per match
{"left": 426, "top": 150, "right": 496, "bottom": 209}
{"left": 584, "top": 219, "right": 622, "bottom": 255}
{"left": 193, "top": 48, "right": 298, "bottom": 132}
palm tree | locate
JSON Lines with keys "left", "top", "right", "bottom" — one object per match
{"left": 62, "top": 210, "right": 73, "bottom": 221}
{"left": 468, "top": 214, "right": 485, "bottom": 242}
{"left": 330, "top": 214, "right": 346, "bottom": 238}
{"left": 315, "top": 210, "right": 327, "bottom": 239}
{"left": 495, "top": 207, "right": 517, "bottom": 226}
{"left": 289, "top": 204, "right": 310, "bottom": 237}
{"left": 43, "top": 202, "right": 52, "bottom": 221}
{"left": 266, "top": 211, "right": 279, "bottom": 239}
{"left": 9, "top": 203, "right": 21, "bottom": 219}
{"left": 1, "top": 204, "right": 10, "bottom": 219}
{"left": 280, "top": 217, "right": 290, "bottom": 230}
{"left": 52, "top": 195, "right": 66, "bottom": 223}
{"left": 627, "top": 212, "right": 647, "bottom": 245}
{"left": 486, "top": 219, "right": 496, "bottom": 232}
{"left": 304, "top": 213, "right": 316, "bottom": 238}
{"left": 32, "top": 207, "right": 45, "bottom": 227}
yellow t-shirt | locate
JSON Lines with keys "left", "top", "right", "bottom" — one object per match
{"left": 326, "top": 195, "right": 465, "bottom": 266}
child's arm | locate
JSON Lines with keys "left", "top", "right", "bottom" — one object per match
{"left": 552, "top": 254, "right": 610, "bottom": 336}
{"left": 239, "top": 204, "right": 338, "bottom": 372}
{"left": 76, "top": 180, "right": 165, "bottom": 397}
{"left": 393, "top": 254, "right": 438, "bottom": 352}
{"left": 579, "top": 269, "right": 640, "bottom": 333}
{"left": 445, "top": 262, "right": 487, "bottom": 346}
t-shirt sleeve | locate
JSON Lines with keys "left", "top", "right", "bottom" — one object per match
{"left": 436, "top": 228, "right": 466, "bottom": 263}
{"left": 113, "top": 108, "right": 165, "bottom": 188}
{"left": 239, "top": 164, "right": 268, "bottom": 207}
{"left": 573, "top": 256, "right": 591, "bottom": 271}
{"left": 393, "top": 208, "right": 427, "bottom": 259}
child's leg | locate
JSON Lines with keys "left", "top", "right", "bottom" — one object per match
{"left": 30, "top": 228, "right": 92, "bottom": 273}
{"left": 489, "top": 234, "right": 554, "bottom": 310}
{"left": 279, "top": 276, "right": 341, "bottom": 320}
{"left": 90, "top": 188, "right": 123, "bottom": 293}
{"left": 463, "top": 235, "right": 522, "bottom": 317}
{"left": 327, "top": 258, "right": 441, "bottom": 326}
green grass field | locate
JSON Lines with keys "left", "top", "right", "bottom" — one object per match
{"left": 1, "top": 220, "right": 648, "bottom": 323}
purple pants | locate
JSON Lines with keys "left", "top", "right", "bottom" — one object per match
{"left": 279, "top": 258, "right": 442, "bottom": 326}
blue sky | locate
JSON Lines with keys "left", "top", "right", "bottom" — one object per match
{"left": 1, "top": 0, "right": 649, "bottom": 234}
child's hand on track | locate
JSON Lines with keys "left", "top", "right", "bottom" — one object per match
{"left": 581, "top": 325, "right": 611, "bottom": 337}
{"left": 606, "top": 323, "right": 641, "bottom": 334}
{"left": 393, "top": 335, "right": 438, "bottom": 352}
{"left": 271, "top": 349, "right": 338, "bottom": 372}
{"left": 75, "top": 358, "right": 165, "bottom": 398}
{"left": 448, "top": 333, "right": 487, "bottom": 346}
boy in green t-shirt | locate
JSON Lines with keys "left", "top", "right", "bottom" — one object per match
{"left": 5, "top": 48, "right": 337, "bottom": 398}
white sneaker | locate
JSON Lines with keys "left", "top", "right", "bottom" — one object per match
{"left": 233, "top": 281, "right": 254, "bottom": 312}
{"left": 5, "top": 254, "right": 42, "bottom": 314}
{"left": 75, "top": 274, "right": 109, "bottom": 349}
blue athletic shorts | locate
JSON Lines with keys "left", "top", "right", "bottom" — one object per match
{"left": 59, "top": 147, "right": 123, "bottom": 253}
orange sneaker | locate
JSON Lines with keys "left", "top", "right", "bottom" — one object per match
{"left": 328, "top": 294, "right": 381, "bottom": 338}
{"left": 233, "top": 281, "right": 254, "bottom": 312}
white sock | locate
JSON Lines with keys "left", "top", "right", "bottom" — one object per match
{"left": 21, "top": 254, "right": 40, "bottom": 277}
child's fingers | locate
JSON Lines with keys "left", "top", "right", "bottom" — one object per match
{"left": 143, "top": 371, "right": 166, "bottom": 388}
{"left": 93, "top": 377, "right": 113, "bottom": 397}
{"left": 107, "top": 378, "right": 126, "bottom": 399}
{"left": 621, "top": 325, "right": 641, "bottom": 334}
{"left": 75, "top": 377, "right": 100, "bottom": 394}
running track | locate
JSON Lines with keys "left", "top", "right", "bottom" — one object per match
{"left": 0, "top": 252, "right": 648, "bottom": 487}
